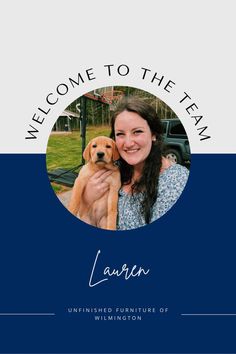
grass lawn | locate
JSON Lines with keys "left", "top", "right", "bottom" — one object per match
{"left": 46, "top": 125, "right": 111, "bottom": 193}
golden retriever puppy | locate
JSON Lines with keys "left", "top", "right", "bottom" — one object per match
{"left": 68, "top": 136, "right": 121, "bottom": 230}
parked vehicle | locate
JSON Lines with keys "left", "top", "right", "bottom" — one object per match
{"left": 161, "top": 119, "right": 191, "bottom": 165}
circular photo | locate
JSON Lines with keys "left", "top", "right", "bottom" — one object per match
{"left": 46, "top": 86, "right": 190, "bottom": 231}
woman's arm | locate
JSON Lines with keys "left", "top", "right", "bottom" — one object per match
{"left": 151, "top": 164, "right": 189, "bottom": 222}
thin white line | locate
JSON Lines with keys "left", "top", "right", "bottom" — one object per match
{"left": 181, "top": 313, "right": 236, "bottom": 316}
{"left": 0, "top": 313, "right": 55, "bottom": 316}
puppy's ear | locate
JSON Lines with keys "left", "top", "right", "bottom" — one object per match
{"left": 112, "top": 141, "right": 120, "bottom": 161}
{"left": 83, "top": 142, "right": 91, "bottom": 161}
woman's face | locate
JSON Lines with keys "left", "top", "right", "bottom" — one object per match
{"left": 114, "top": 110, "right": 155, "bottom": 170}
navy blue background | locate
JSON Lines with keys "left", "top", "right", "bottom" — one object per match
{"left": 0, "top": 154, "right": 235, "bottom": 353}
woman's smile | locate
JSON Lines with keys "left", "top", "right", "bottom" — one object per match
{"left": 124, "top": 148, "right": 140, "bottom": 153}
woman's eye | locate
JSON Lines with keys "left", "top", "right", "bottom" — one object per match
{"left": 134, "top": 130, "right": 143, "bottom": 134}
{"left": 115, "top": 132, "right": 124, "bottom": 137}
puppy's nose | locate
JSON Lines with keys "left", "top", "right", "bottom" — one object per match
{"left": 97, "top": 152, "right": 105, "bottom": 159}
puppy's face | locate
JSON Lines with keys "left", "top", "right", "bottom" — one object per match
{"left": 83, "top": 136, "right": 120, "bottom": 165}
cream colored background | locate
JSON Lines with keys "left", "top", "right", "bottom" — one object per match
{"left": 0, "top": 0, "right": 235, "bottom": 153}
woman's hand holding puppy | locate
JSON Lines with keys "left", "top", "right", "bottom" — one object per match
{"left": 83, "top": 169, "right": 113, "bottom": 207}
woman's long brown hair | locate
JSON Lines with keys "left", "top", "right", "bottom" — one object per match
{"left": 110, "top": 96, "right": 163, "bottom": 224}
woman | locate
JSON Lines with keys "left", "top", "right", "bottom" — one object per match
{"left": 84, "top": 96, "right": 189, "bottom": 230}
